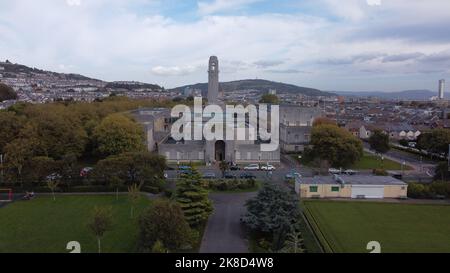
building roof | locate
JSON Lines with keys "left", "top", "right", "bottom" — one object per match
{"left": 298, "top": 175, "right": 407, "bottom": 186}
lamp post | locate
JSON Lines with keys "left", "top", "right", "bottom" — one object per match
{"left": 402, "top": 161, "right": 406, "bottom": 176}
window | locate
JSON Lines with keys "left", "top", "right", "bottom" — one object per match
{"left": 309, "top": 186, "right": 318, "bottom": 193}
{"left": 331, "top": 186, "right": 340, "bottom": 192}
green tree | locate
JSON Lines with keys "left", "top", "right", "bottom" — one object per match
{"left": 259, "top": 94, "right": 279, "bottom": 104}
{"left": 219, "top": 161, "right": 229, "bottom": 178}
{"left": 417, "top": 129, "right": 450, "bottom": 157}
{"left": 280, "top": 230, "right": 305, "bottom": 253}
{"left": 175, "top": 168, "right": 213, "bottom": 226}
{"left": 434, "top": 162, "right": 450, "bottom": 181}
{"left": 138, "top": 199, "right": 194, "bottom": 252}
{"left": 88, "top": 206, "right": 113, "bottom": 253}
{"left": 47, "top": 179, "right": 60, "bottom": 201}
{"left": 93, "top": 113, "right": 145, "bottom": 157}
{"left": 128, "top": 183, "right": 141, "bottom": 218}
{"left": 23, "top": 156, "right": 56, "bottom": 187}
{"left": 0, "top": 83, "right": 17, "bottom": 102}
{"left": 369, "top": 129, "right": 390, "bottom": 154}
{"left": 243, "top": 182, "right": 301, "bottom": 233}
{"left": 310, "top": 124, "right": 363, "bottom": 168}
{"left": 0, "top": 111, "right": 25, "bottom": 154}
{"left": 151, "top": 240, "right": 168, "bottom": 253}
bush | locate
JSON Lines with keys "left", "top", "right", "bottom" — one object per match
{"left": 408, "top": 182, "right": 450, "bottom": 199}
{"left": 208, "top": 179, "right": 257, "bottom": 191}
{"left": 372, "top": 169, "right": 388, "bottom": 176}
{"left": 407, "top": 183, "right": 429, "bottom": 198}
{"left": 142, "top": 185, "right": 161, "bottom": 194}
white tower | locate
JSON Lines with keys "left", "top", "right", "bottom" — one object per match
{"left": 207, "top": 56, "right": 219, "bottom": 104}
{"left": 439, "top": 79, "right": 445, "bottom": 100}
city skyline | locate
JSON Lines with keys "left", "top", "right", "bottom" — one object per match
{"left": 1, "top": 0, "right": 450, "bottom": 91}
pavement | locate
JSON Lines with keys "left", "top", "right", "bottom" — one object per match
{"left": 199, "top": 192, "right": 256, "bottom": 253}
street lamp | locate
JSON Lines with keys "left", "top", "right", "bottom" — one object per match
{"left": 402, "top": 161, "right": 406, "bottom": 176}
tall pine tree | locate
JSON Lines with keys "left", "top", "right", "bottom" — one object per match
{"left": 175, "top": 168, "right": 213, "bottom": 226}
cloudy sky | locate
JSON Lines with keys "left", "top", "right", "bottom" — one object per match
{"left": 1, "top": 0, "right": 450, "bottom": 92}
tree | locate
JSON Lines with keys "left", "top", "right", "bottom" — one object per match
{"left": 259, "top": 94, "right": 279, "bottom": 104}
{"left": 3, "top": 138, "right": 36, "bottom": 187}
{"left": 0, "top": 83, "right": 17, "bottom": 102}
{"left": 369, "top": 129, "right": 390, "bottom": 154}
{"left": 23, "top": 156, "right": 56, "bottom": 187}
{"left": 175, "top": 168, "right": 213, "bottom": 226}
{"left": 151, "top": 240, "right": 168, "bottom": 253}
{"left": 128, "top": 183, "right": 141, "bottom": 218}
{"left": 417, "top": 129, "right": 450, "bottom": 157}
{"left": 280, "top": 230, "right": 305, "bottom": 253}
{"left": 93, "top": 152, "right": 166, "bottom": 189}
{"left": 47, "top": 179, "right": 60, "bottom": 201}
{"left": 138, "top": 199, "right": 195, "bottom": 252}
{"left": 434, "top": 162, "right": 450, "bottom": 181}
{"left": 243, "top": 182, "right": 301, "bottom": 233}
{"left": 310, "top": 124, "right": 363, "bottom": 168}
{"left": 93, "top": 113, "right": 145, "bottom": 157}
{"left": 88, "top": 206, "right": 113, "bottom": 253}
{"left": 0, "top": 111, "right": 24, "bottom": 154}
{"left": 219, "top": 161, "right": 229, "bottom": 178}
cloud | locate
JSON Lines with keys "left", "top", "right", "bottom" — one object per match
{"left": 66, "top": 0, "right": 81, "bottom": 6}
{"left": 253, "top": 60, "right": 284, "bottom": 68}
{"left": 151, "top": 65, "right": 199, "bottom": 76}
{"left": 366, "top": 0, "right": 381, "bottom": 6}
{"left": 382, "top": 52, "right": 425, "bottom": 63}
{"left": 266, "top": 69, "right": 310, "bottom": 74}
{"left": 198, "top": 0, "right": 261, "bottom": 15}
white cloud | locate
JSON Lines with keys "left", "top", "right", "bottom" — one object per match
{"left": 151, "top": 65, "right": 199, "bottom": 76}
{"left": 66, "top": 0, "right": 81, "bottom": 6}
{"left": 0, "top": 0, "right": 449, "bottom": 91}
{"left": 366, "top": 0, "right": 381, "bottom": 6}
{"left": 198, "top": 0, "right": 261, "bottom": 15}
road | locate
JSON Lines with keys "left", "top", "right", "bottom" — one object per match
{"left": 199, "top": 192, "right": 256, "bottom": 253}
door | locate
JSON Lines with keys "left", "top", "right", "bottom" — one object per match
{"left": 351, "top": 185, "right": 384, "bottom": 199}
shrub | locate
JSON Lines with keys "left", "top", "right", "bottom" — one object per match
{"left": 372, "top": 169, "right": 388, "bottom": 176}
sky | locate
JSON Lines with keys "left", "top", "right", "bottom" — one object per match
{"left": 1, "top": 0, "right": 450, "bottom": 92}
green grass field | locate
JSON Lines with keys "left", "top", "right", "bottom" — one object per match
{"left": 303, "top": 200, "right": 450, "bottom": 253}
{"left": 0, "top": 195, "right": 151, "bottom": 253}
{"left": 351, "top": 153, "right": 413, "bottom": 170}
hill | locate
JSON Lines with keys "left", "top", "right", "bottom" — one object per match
{"left": 170, "top": 79, "right": 334, "bottom": 97}
{"left": 335, "top": 90, "right": 436, "bottom": 100}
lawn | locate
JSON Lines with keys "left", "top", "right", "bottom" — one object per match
{"left": 351, "top": 152, "right": 413, "bottom": 170}
{"left": 303, "top": 200, "right": 450, "bottom": 253}
{"left": 0, "top": 195, "right": 152, "bottom": 253}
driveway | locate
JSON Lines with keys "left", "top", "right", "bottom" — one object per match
{"left": 199, "top": 192, "right": 256, "bottom": 253}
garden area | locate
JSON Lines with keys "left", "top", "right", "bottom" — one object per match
{"left": 303, "top": 200, "right": 450, "bottom": 253}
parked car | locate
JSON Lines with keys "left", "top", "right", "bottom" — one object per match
{"left": 179, "top": 165, "right": 192, "bottom": 170}
{"left": 224, "top": 172, "right": 237, "bottom": 179}
{"left": 80, "top": 167, "right": 94, "bottom": 177}
{"left": 46, "top": 173, "right": 62, "bottom": 181}
{"left": 240, "top": 173, "right": 256, "bottom": 179}
{"left": 328, "top": 168, "right": 341, "bottom": 174}
{"left": 285, "top": 172, "right": 301, "bottom": 180}
{"left": 343, "top": 169, "right": 358, "bottom": 175}
{"left": 260, "top": 164, "right": 276, "bottom": 171}
{"left": 230, "top": 165, "right": 240, "bottom": 171}
{"left": 180, "top": 170, "right": 192, "bottom": 177}
{"left": 244, "top": 164, "right": 260, "bottom": 170}
{"left": 203, "top": 172, "right": 216, "bottom": 179}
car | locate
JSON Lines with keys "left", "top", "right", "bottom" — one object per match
{"left": 80, "top": 167, "right": 94, "bottom": 177}
{"left": 202, "top": 172, "right": 216, "bottom": 179}
{"left": 240, "top": 173, "right": 256, "bottom": 179}
{"left": 46, "top": 173, "right": 62, "bottom": 181}
{"left": 343, "top": 169, "right": 358, "bottom": 175}
{"left": 230, "top": 165, "right": 240, "bottom": 171}
{"left": 179, "top": 170, "right": 192, "bottom": 177}
{"left": 328, "top": 168, "right": 341, "bottom": 174}
{"left": 224, "top": 172, "right": 237, "bottom": 179}
{"left": 260, "top": 164, "right": 276, "bottom": 171}
{"left": 244, "top": 164, "right": 260, "bottom": 170}
{"left": 285, "top": 172, "right": 301, "bottom": 180}
{"left": 179, "top": 165, "right": 192, "bottom": 170}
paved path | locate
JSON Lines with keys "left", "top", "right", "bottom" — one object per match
{"left": 199, "top": 192, "right": 256, "bottom": 253}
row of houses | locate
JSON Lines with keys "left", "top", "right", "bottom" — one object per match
{"left": 345, "top": 121, "right": 423, "bottom": 140}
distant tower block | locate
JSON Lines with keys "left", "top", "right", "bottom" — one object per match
{"left": 439, "top": 79, "right": 445, "bottom": 100}
{"left": 208, "top": 56, "right": 219, "bottom": 104}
